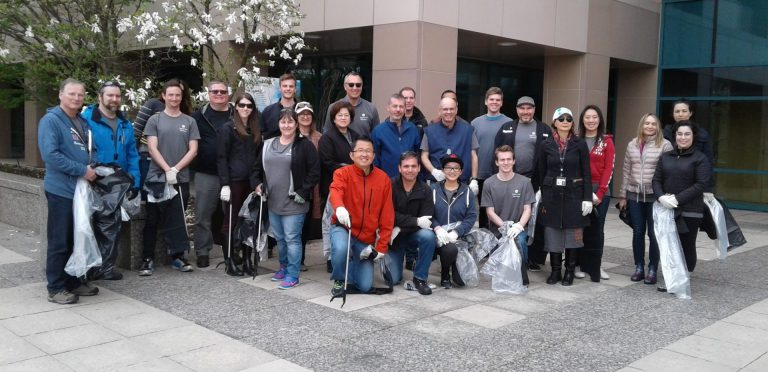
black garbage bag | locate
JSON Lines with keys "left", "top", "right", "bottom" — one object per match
{"left": 234, "top": 193, "right": 268, "bottom": 262}
{"left": 720, "top": 198, "right": 747, "bottom": 251}
{"left": 89, "top": 164, "right": 133, "bottom": 278}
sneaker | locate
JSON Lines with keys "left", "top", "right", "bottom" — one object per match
{"left": 139, "top": 258, "right": 154, "bottom": 276}
{"left": 100, "top": 270, "right": 123, "bottom": 280}
{"left": 574, "top": 269, "right": 586, "bottom": 279}
{"left": 300, "top": 264, "right": 308, "bottom": 272}
{"left": 48, "top": 290, "right": 78, "bottom": 304}
{"left": 197, "top": 255, "right": 210, "bottom": 268}
{"left": 172, "top": 257, "right": 193, "bottom": 272}
{"left": 70, "top": 282, "right": 99, "bottom": 296}
{"left": 278, "top": 275, "right": 299, "bottom": 290}
{"left": 331, "top": 280, "right": 345, "bottom": 296}
{"left": 600, "top": 269, "right": 611, "bottom": 280}
{"left": 528, "top": 260, "right": 541, "bottom": 272}
{"left": 413, "top": 278, "right": 432, "bottom": 295}
{"left": 271, "top": 266, "right": 286, "bottom": 281}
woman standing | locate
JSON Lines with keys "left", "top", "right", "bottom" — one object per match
{"left": 576, "top": 105, "right": 615, "bottom": 282}
{"left": 251, "top": 109, "right": 320, "bottom": 289}
{"left": 430, "top": 154, "right": 478, "bottom": 289}
{"left": 653, "top": 121, "right": 711, "bottom": 273}
{"left": 663, "top": 99, "right": 714, "bottom": 167}
{"left": 536, "top": 107, "right": 592, "bottom": 286}
{"left": 217, "top": 92, "right": 261, "bottom": 276}
{"left": 618, "top": 114, "right": 672, "bottom": 284}
{"left": 296, "top": 101, "right": 323, "bottom": 271}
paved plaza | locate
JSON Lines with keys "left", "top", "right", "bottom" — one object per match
{"left": 1, "top": 207, "right": 768, "bottom": 371}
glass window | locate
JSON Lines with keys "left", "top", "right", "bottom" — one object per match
{"left": 661, "top": 0, "right": 715, "bottom": 66}
{"left": 456, "top": 59, "right": 543, "bottom": 121}
{"left": 715, "top": 0, "right": 768, "bottom": 65}
{"left": 661, "top": 66, "right": 768, "bottom": 97}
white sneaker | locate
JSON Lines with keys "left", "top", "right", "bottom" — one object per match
{"left": 574, "top": 270, "right": 586, "bottom": 279}
{"left": 600, "top": 269, "right": 610, "bottom": 280}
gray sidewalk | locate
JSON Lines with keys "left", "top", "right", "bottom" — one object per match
{"left": 1, "top": 207, "right": 767, "bottom": 371}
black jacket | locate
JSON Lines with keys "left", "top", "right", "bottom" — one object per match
{"left": 653, "top": 146, "right": 710, "bottom": 216}
{"left": 217, "top": 121, "right": 258, "bottom": 185}
{"left": 494, "top": 118, "right": 552, "bottom": 189}
{"left": 261, "top": 100, "right": 295, "bottom": 140}
{"left": 250, "top": 134, "right": 320, "bottom": 201}
{"left": 406, "top": 106, "right": 428, "bottom": 138}
{"left": 192, "top": 103, "right": 234, "bottom": 175}
{"left": 391, "top": 176, "right": 434, "bottom": 236}
{"left": 662, "top": 123, "right": 714, "bottom": 191}
{"left": 318, "top": 126, "right": 359, "bottom": 198}
{"left": 536, "top": 135, "right": 592, "bottom": 229}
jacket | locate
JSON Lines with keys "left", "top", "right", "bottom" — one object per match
{"left": 82, "top": 104, "right": 140, "bottom": 189}
{"left": 619, "top": 136, "right": 673, "bottom": 201}
{"left": 191, "top": 103, "right": 234, "bottom": 175}
{"left": 653, "top": 146, "right": 711, "bottom": 216}
{"left": 251, "top": 134, "right": 320, "bottom": 202}
{"left": 663, "top": 123, "right": 715, "bottom": 191}
{"left": 494, "top": 118, "right": 552, "bottom": 188}
{"left": 423, "top": 118, "right": 475, "bottom": 182}
{"left": 371, "top": 118, "right": 421, "bottom": 177}
{"left": 329, "top": 165, "right": 394, "bottom": 254}
{"left": 536, "top": 135, "right": 592, "bottom": 229}
{"left": 391, "top": 176, "right": 434, "bottom": 235}
{"left": 38, "top": 106, "right": 93, "bottom": 198}
{"left": 406, "top": 106, "right": 428, "bottom": 138}
{"left": 318, "top": 126, "right": 359, "bottom": 198}
{"left": 430, "top": 181, "right": 478, "bottom": 237}
{"left": 588, "top": 134, "right": 615, "bottom": 202}
{"left": 217, "top": 121, "right": 258, "bottom": 185}
{"left": 261, "top": 100, "right": 294, "bottom": 140}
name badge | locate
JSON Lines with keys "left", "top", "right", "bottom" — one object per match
{"left": 556, "top": 177, "right": 566, "bottom": 187}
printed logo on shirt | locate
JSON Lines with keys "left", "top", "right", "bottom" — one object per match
{"left": 528, "top": 131, "right": 536, "bottom": 139}
{"left": 512, "top": 189, "right": 521, "bottom": 198}
{"left": 179, "top": 124, "right": 189, "bottom": 133}
{"left": 360, "top": 113, "right": 368, "bottom": 122}
{"left": 502, "top": 128, "right": 514, "bottom": 134}
{"left": 593, "top": 140, "right": 607, "bottom": 156}
{"left": 70, "top": 128, "right": 86, "bottom": 151}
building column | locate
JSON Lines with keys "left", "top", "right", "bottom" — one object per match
{"left": 24, "top": 100, "right": 46, "bottom": 167}
{"left": 371, "top": 21, "right": 458, "bottom": 118}
{"left": 542, "top": 53, "right": 610, "bottom": 123}
{"left": 0, "top": 107, "right": 9, "bottom": 158}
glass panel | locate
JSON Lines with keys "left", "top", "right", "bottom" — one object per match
{"left": 660, "top": 68, "right": 711, "bottom": 97}
{"left": 456, "top": 59, "right": 543, "bottom": 121}
{"left": 715, "top": 0, "right": 768, "bottom": 65}
{"left": 661, "top": 0, "right": 715, "bottom": 66}
{"left": 661, "top": 66, "right": 768, "bottom": 97}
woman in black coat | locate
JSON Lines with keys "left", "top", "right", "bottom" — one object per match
{"left": 653, "top": 120, "right": 711, "bottom": 273}
{"left": 536, "top": 107, "right": 593, "bottom": 286}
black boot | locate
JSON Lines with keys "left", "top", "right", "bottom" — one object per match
{"left": 546, "top": 252, "right": 563, "bottom": 285}
{"left": 521, "top": 259, "right": 530, "bottom": 286}
{"left": 222, "top": 242, "right": 243, "bottom": 276}
{"left": 562, "top": 249, "right": 577, "bottom": 286}
{"left": 242, "top": 245, "right": 255, "bottom": 277}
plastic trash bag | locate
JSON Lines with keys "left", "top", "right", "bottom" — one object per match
{"left": 467, "top": 228, "right": 499, "bottom": 262}
{"left": 454, "top": 240, "right": 480, "bottom": 287}
{"left": 66, "top": 178, "right": 102, "bottom": 278}
{"left": 720, "top": 198, "right": 746, "bottom": 251}
{"left": 703, "top": 197, "right": 728, "bottom": 261}
{"left": 121, "top": 194, "right": 141, "bottom": 221}
{"left": 235, "top": 192, "right": 268, "bottom": 263}
{"left": 145, "top": 182, "right": 177, "bottom": 203}
{"left": 480, "top": 223, "right": 527, "bottom": 294}
{"left": 88, "top": 165, "right": 133, "bottom": 277}
{"left": 653, "top": 202, "right": 691, "bottom": 300}
{"left": 527, "top": 191, "right": 541, "bottom": 245}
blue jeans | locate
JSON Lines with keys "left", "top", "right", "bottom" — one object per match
{"left": 628, "top": 199, "right": 659, "bottom": 269}
{"left": 516, "top": 231, "right": 529, "bottom": 262}
{"left": 45, "top": 192, "right": 80, "bottom": 294}
{"left": 388, "top": 229, "right": 436, "bottom": 283}
{"left": 268, "top": 211, "right": 305, "bottom": 279}
{"left": 330, "top": 225, "right": 373, "bottom": 292}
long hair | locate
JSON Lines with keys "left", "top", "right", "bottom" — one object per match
{"left": 578, "top": 105, "right": 606, "bottom": 141}
{"left": 232, "top": 92, "right": 261, "bottom": 144}
{"left": 635, "top": 113, "right": 663, "bottom": 147}
{"left": 160, "top": 78, "right": 192, "bottom": 115}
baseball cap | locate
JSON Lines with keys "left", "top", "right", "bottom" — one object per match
{"left": 440, "top": 154, "right": 463, "bottom": 169}
{"left": 552, "top": 107, "right": 574, "bottom": 121}
{"left": 295, "top": 101, "right": 313, "bottom": 114}
{"left": 516, "top": 96, "right": 535, "bottom": 107}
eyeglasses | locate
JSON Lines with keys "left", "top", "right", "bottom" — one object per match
{"left": 443, "top": 166, "right": 462, "bottom": 172}
{"left": 346, "top": 83, "right": 362, "bottom": 88}
{"left": 237, "top": 103, "right": 254, "bottom": 109}
{"left": 209, "top": 89, "right": 228, "bottom": 95}
{"left": 352, "top": 148, "right": 373, "bottom": 154}
{"left": 556, "top": 116, "right": 573, "bottom": 123}
{"left": 336, "top": 112, "right": 351, "bottom": 118}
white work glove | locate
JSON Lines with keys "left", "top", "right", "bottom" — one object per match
{"left": 659, "top": 194, "right": 679, "bottom": 209}
{"left": 469, "top": 179, "right": 479, "bottom": 195}
{"left": 431, "top": 168, "right": 445, "bottom": 182}
{"left": 581, "top": 201, "right": 593, "bottom": 216}
{"left": 335, "top": 206, "right": 351, "bottom": 228}
{"left": 165, "top": 167, "right": 179, "bottom": 185}
{"left": 390, "top": 226, "right": 400, "bottom": 244}
{"left": 220, "top": 186, "right": 231, "bottom": 202}
{"left": 507, "top": 222, "right": 524, "bottom": 239}
{"left": 417, "top": 216, "right": 432, "bottom": 230}
{"left": 592, "top": 193, "right": 599, "bottom": 204}
{"left": 360, "top": 245, "right": 385, "bottom": 261}
{"left": 435, "top": 227, "right": 450, "bottom": 247}
{"left": 446, "top": 230, "right": 459, "bottom": 243}
{"left": 703, "top": 192, "right": 715, "bottom": 203}
{"left": 293, "top": 194, "right": 306, "bottom": 204}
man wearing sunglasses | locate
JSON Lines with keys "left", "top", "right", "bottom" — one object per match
{"left": 261, "top": 73, "right": 297, "bottom": 139}
{"left": 191, "top": 80, "right": 234, "bottom": 268}
{"left": 323, "top": 71, "right": 380, "bottom": 137}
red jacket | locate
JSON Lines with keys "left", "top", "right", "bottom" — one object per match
{"left": 589, "top": 134, "right": 616, "bottom": 202}
{"left": 330, "top": 164, "right": 394, "bottom": 254}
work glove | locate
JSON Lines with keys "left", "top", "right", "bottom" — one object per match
{"left": 703, "top": 192, "right": 715, "bottom": 203}
{"left": 446, "top": 230, "right": 459, "bottom": 243}
{"left": 220, "top": 186, "right": 231, "bottom": 202}
{"left": 417, "top": 216, "right": 432, "bottom": 230}
{"left": 165, "top": 167, "right": 179, "bottom": 185}
{"left": 435, "top": 227, "right": 450, "bottom": 247}
{"left": 127, "top": 188, "right": 139, "bottom": 200}
{"left": 335, "top": 206, "right": 351, "bottom": 228}
{"left": 535, "top": 189, "right": 541, "bottom": 201}
{"left": 293, "top": 194, "right": 306, "bottom": 204}
{"left": 592, "top": 192, "right": 600, "bottom": 205}
{"left": 431, "top": 168, "right": 445, "bottom": 182}
{"left": 507, "top": 222, "right": 524, "bottom": 239}
{"left": 360, "top": 245, "right": 385, "bottom": 261}
{"left": 390, "top": 226, "right": 400, "bottom": 244}
{"left": 659, "top": 194, "right": 679, "bottom": 209}
{"left": 469, "top": 179, "right": 479, "bottom": 195}
{"left": 581, "top": 201, "right": 593, "bottom": 216}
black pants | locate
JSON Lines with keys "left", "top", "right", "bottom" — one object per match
{"left": 679, "top": 217, "right": 702, "bottom": 272}
{"left": 437, "top": 243, "right": 458, "bottom": 277}
{"left": 143, "top": 183, "right": 190, "bottom": 260}
{"left": 477, "top": 178, "right": 488, "bottom": 229}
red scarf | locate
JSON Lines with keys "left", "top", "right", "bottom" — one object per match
{"left": 553, "top": 131, "right": 571, "bottom": 155}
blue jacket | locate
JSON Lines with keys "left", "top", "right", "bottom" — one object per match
{"left": 371, "top": 118, "right": 421, "bottom": 177}
{"left": 82, "top": 104, "right": 140, "bottom": 188}
{"left": 423, "top": 119, "right": 475, "bottom": 182}
{"left": 430, "top": 181, "right": 477, "bottom": 237}
{"left": 38, "top": 106, "right": 93, "bottom": 198}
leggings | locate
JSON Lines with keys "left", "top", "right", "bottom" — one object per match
{"left": 679, "top": 217, "right": 702, "bottom": 272}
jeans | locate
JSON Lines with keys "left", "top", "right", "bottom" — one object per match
{"left": 628, "top": 199, "right": 659, "bottom": 269}
{"left": 45, "top": 192, "right": 80, "bottom": 294}
{"left": 143, "top": 183, "right": 190, "bottom": 259}
{"left": 388, "top": 229, "right": 436, "bottom": 283}
{"left": 330, "top": 225, "right": 373, "bottom": 292}
{"left": 516, "top": 231, "right": 529, "bottom": 262}
{"left": 194, "top": 173, "right": 221, "bottom": 257}
{"left": 268, "top": 211, "right": 305, "bottom": 278}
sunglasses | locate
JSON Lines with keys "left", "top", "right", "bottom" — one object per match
{"left": 237, "top": 103, "right": 254, "bottom": 109}
{"left": 209, "top": 89, "right": 228, "bottom": 95}
{"left": 100, "top": 81, "right": 121, "bottom": 89}
{"left": 556, "top": 116, "right": 573, "bottom": 123}
{"left": 346, "top": 83, "right": 362, "bottom": 88}
{"left": 296, "top": 102, "right": 312, "bottom": 110}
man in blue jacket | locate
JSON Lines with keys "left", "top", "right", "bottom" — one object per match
{"left": 82, "top": 81, "right": 140, "bottom": 280}
{"left": 38, "top": 78, "right": 100, "bottom": 304}
{"left": 371, "top": 93, "right": 421, "bottom": 177}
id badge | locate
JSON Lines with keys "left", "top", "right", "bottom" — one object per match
{"left": 556, "top": 177, "right": 566, "bottom": 187}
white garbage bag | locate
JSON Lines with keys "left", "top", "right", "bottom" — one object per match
{"left": 65, "top": 178, "right": 102, "bottom": 278}
{"left": 480, "top": 222, "right": 527, "bottom": 294}
{"left": 653, "top": 202, "right": 691, "bottom": 299}
{"left": 703, "top": 197, "right": 729, "bottom": 261}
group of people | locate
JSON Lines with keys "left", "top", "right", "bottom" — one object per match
{"left": 39, "top": 71, "right": 713, "bottom": 304}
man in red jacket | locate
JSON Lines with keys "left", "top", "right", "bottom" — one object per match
{"left": 329, "top": 137, "right": 395, "bottom": 295}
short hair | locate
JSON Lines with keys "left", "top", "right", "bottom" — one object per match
{"left": 485, "top": 87, "right": 503, "bottom": 100}
{"left": 634, "top": 113, "right": 663, "bottom": 147}
{"left": 279, "top": 73, "right": 296, "bottom": 83}
{"left": 577, "top": 105, "right": 606, "bottom": 140}
{"left": 399, "top": 151, "right": 420, "bottom": 165}
{"left": 278, "top": 108, "right": 298, "bottom": 123}
{"left": 441, "top": 89, "right": 456, "bottom": 98}
{"left": 673, "top": 120, "right": 698, "bottom": 140}
{"left": 494, "top": 145, "right": 515, "bottom": 160}
{"left": 344, "top": 71, "right": 362, "bottom": 83}
{"left": 98, "top": 81, "right": 122, "bottom": 96}
{"left": 329, "top": 101, "right": 355, "bottom": 125}
{"left": 207, "top": 80, "right": 228, "bottom": 90}
{"left": 673, "top": 98, "right": 694, "bottom": 114}
{"left": 59, "top": 78, "right": 85, "bottom": 93}
{"left": 352, "top": 136, "right": 374, "bottom": 149}
{"left": 389, "top": 93, "right": 405, "bottom": 105}
{"left": 399, "top": 87, "right": 416, "bottom": 96}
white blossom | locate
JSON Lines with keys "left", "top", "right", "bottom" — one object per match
{"left": 25, "top": 26, "right": 34, "bottom": 38}
{"left": 190, "top": 57, "right": 197, "bottom": 66}
{"left": 0, "top": 49, "right": 9, "bottom": 58}
{"left": 148, "top": 50, "right": 155, "bottom": 58}
{"left": 44, "top": 42, "right": 54, "bottom": 52}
